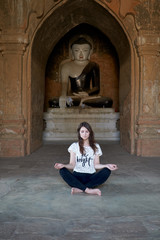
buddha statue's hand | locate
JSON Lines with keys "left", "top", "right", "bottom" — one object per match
{"left": 73, "top": 91, "right": 89, "bottom": 98}
{"left": 59, "top": 96, "right": 66, "bottom": 108}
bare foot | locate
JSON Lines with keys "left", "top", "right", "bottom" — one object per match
{"left": 71, "top": 188, "right": 83, "bottom": 194}
{"left": 85, "top": 188, "right": 101, "bottom": 196}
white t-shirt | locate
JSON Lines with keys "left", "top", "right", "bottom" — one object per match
{"left": 68, "top": 142, "right": 102, "bottom": 174}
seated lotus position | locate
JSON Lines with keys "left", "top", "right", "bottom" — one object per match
{"left": 54, "top": 122, "right": 118, "bottom": 195}
{"left": 59, "top": 37, "right": 113, "bottom": 108}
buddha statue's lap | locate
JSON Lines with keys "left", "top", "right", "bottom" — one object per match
{"left": 58, "top": 37, "right": 113, "bottom": 109}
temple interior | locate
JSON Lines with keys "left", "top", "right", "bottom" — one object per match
{"left": 0, "top": 1, "right": 160, "bottom": 238}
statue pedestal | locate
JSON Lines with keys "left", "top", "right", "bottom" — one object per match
{"left": 43, "top": 108, "right": 120, "bottom": 141}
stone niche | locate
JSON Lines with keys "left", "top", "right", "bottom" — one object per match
{"left": 43, "top": 24, "right": 120, "bottom": 141}
{"left": 44, "top": 24, "right": 119, "bottom": 112}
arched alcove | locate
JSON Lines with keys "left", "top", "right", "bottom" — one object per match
{"left": 30, "top": 0, "right": 131, "bottom": 153}
{"left": 45, "top": 23, "right": 119, "bottom": 112}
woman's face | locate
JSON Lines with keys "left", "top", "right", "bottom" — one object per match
{"left": 79, "top": 126, "right": 90, "bottom": 140}
{"left": 72, "top": 43, "right": 91, "bottom": 61}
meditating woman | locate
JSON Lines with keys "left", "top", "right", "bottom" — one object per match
{"left": 54, "top": 122, "right": 118, "bottom": 195}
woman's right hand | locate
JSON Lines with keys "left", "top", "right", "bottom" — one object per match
{"left": 54, "top": 163, "right": 65, "bottom": 169}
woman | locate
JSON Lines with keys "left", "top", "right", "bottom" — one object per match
{"left": 54, "top": 122, "right": 118, "bottom": 196}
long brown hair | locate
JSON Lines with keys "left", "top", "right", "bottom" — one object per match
{"left": 77, "top": 122, "right": 97, "bottom": 155}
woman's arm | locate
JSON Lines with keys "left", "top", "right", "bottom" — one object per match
{"left": 94, "top": 155, "right": 118, "bottom": 171}
{"left": 54, "top": 151, "right": 76, "bottom": 170}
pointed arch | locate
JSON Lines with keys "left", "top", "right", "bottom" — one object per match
{"left": 27, "top": 0, "right": 135, "bottom": 154}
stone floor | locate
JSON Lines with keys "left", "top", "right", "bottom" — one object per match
{"left": 0, "top": 141, "right": 160, "bottom": 240}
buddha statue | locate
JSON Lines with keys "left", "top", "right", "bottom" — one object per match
{"left": 59, "top": 37, "right": 113, "bottom": 108}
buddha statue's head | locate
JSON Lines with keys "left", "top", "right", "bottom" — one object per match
{"left": 70, "top": 37, "right": 92, "bottom": 61}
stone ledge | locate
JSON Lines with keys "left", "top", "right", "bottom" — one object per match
{"left": 43, "top": 108, "right": 120, "bottom": 141}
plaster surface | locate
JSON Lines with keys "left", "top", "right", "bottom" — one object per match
{"left": 0, "top": 141, "right": 159, "bottom": 239}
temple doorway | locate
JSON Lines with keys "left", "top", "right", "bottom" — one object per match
{"left": 29, "top": 1, "right": 132, "bottom": 154}
{"left": 43, "top": 24, "right": 120, "bottom": 141}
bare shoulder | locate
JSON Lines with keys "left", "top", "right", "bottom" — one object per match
{"left": 61, "top": 60, "right": 73, "bottom": 71}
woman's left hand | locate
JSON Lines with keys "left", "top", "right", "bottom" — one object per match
{"left": 106, "top": 164, "right": 118, "bottom": 171}
{"left": 54, "top": 163, "right": 65, "bottom": 169}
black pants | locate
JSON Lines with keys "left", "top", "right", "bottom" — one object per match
{"left": 59, "top": 167, "right": 111, "bottom": 191}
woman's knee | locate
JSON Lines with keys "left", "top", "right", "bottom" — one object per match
{"left": 59, "top": 167, "right": 68, "bottom": 176}
{"left": 102, "top": 167, "right": 111, "bottom": 176}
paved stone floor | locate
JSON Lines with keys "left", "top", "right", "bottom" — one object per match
{"left": 0, "top": 141, "right": 160, "bottom": 240}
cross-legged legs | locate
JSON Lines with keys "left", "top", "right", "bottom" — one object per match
{"left": 59, "top": 167, "right": 111, "bottom": 195}
{"left": 59, "top": 167, "right": 87, "bottom": 191}
{"left": 85, "top": 167, "right": 111, "bottom": 188}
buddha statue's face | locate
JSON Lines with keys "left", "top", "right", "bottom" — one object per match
{"left": 71, "top": 43, "right": 91, "bottom": 61}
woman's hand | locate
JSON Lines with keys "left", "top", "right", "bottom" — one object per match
{"left": 106, "top": 164, "right": 118, "bottom": 171}
{"left": 54, "top": 163, "right": 65, "bottom": 169}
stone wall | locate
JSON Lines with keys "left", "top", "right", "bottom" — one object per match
{"left": 0, "top": 0, "right": 160, "bottom": 157}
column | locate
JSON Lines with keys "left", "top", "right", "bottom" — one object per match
{"left": 135, "top": 31, "right": 160, "bottom": 156}
{"left": 0, "top": 34, "right": 28, "bottom": 157}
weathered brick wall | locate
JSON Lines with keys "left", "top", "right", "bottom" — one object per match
{"left": 0, "top": 0, "right": 159, "bottom": 157}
